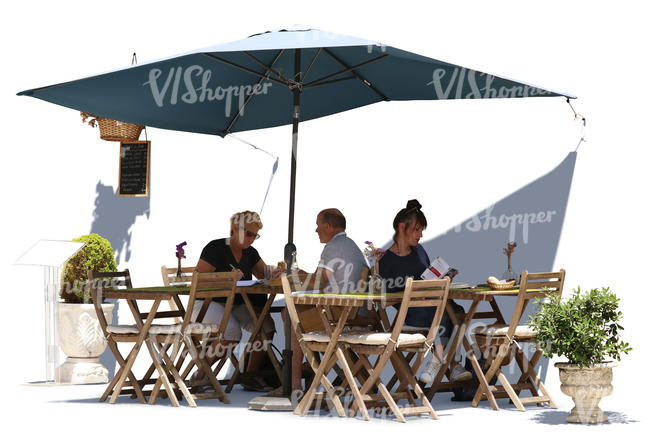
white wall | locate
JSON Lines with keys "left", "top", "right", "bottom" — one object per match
{"left": 1, "top": 0, "right": 648, "bottom": 409}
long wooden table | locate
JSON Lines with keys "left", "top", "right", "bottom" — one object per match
{"left": 103, "top": 283, "right": 283, "bottom": 402}
{"left": 423, "top": 287, "right": 520, "bottom": 400}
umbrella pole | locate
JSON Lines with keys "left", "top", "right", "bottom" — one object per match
{"left": 282, "top": 48, "right": 302, "bottom": 399}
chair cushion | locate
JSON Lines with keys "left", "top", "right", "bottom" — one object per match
{"left": 472, "top": 324, "right": 536, "bottom": 338}
{"left": 148, "top": 323, "right": 220, "bottom": 335}
{"left": 302, "top": 329, "right": 425, "bottom": 347}
{"left": 301, "top": 331, "right": 331, "bottom": 343}
{"left": 106, "top": 325, "right": 140, "bottom": 334}
{"left": 342, "top": 331, "right": 426, "bottom": 347}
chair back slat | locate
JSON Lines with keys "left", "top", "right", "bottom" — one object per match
{"left": 90, "top": 270, "right": 134, "bottom": 281}
{"left": 519, "top": 269, "right": 565, "bottom": 299}
{"left": 88, "top": 269, "right": 133, "bottom": 334}
{"left": 194, "top": 280, "right": 239, "bottom": 290}
{"left": 406, "top": 278, "right": 448, "bottom": 309}
{"left": 161, "top": 265, "right": 195, "bottom": 286}
{"left": 406, "top": 301, "right": 444, "bottom": 308}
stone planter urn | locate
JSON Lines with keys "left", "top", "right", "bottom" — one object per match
{"left": 555, "top": 362, "right": 616, "bottom": 423}
{"left": 56, "top": 302, "right": 114, "bottom": 384}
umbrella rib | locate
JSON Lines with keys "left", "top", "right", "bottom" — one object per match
{"left": 203, "top": 53, "right": 290, "bottom": 87}
{"left": 322, "top": 48, "right": 389, "bottom": 101}
{"left": 301, "top": 48, "right": 323, "bottom": 83}
{"left": 224, "top": 50, "right": 285, "bottom": 135}
{"left": 302, "top": 53, "right": 389, "bottom": 97}
{"left": 303, "top": 76, "right": 356, "bottom": 88}
{"left": 244, "top": 51, "right": 291, "bottom": 85}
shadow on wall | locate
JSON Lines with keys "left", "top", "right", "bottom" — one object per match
{"left": 90, "top": 181, "right": 150, "bottom": 377}
{"left": 419, "top": 151, "right": 577, "bottom": 381}
{"left": 90, "top": 181, "right": 150, "bottom": 264}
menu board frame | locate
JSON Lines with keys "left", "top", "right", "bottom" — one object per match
{"left": 118, "top": 140, "right": 150, "bottom": 197}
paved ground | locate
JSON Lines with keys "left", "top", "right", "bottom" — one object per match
{"left": 6, "top": 376, "right": 642, "bottom": 437}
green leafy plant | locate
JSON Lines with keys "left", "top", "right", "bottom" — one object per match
{"left": 529, "top": 286, "right": 631, "bottom": 368}
{"left": 60, "top": 234, "right": 118, "bottom": 303}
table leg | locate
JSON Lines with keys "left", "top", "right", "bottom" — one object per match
{"left": 426, "top": 299, "right": 480, "bottom": 399}
{"left": 226, "top": 292, "right": 281, "bottom": 392}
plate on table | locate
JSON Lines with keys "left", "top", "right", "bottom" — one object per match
{"left": 450, "top": 282, "right": 476, "bottom": 289}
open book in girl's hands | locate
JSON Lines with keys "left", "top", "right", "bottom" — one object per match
{"left": 421, "top": 257, "right": 458, "bottom": 280}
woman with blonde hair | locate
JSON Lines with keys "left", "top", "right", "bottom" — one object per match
{"left": 195, "top": 210, "right": 278, "bottom": 391}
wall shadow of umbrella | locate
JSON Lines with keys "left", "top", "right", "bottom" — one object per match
{"left": 90, "top": 181, "right": 150, "bottom": 264}
{"left": 89, "top": 181, "right": 150, "bottom": 377}
{"left": 373, "top": 152, "right": 577, "bottom": 387}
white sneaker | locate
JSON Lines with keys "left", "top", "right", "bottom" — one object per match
{"left": 419, "top": 356, "right": 442, "bottom": 384}
{"left": 450, "top": 364, "right": 472, "bottom": 382}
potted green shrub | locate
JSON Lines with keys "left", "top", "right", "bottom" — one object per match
{"left": 57, "top": 233, "right": 118, "bottom": 384}
{"left": 529, "top": 286, "right": 631, "bottom": 423}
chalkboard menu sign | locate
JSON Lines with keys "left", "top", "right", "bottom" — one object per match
{"left": 118, "top": 141, "right": 150, "bottom": 197}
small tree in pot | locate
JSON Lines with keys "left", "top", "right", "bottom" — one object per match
{"left": 529, "top": 286, "right": 631, "bottom": 423}
{"left": 60, "top": 233, "right": 118, "bottom": 303}
{"left": 57, "top": 233, "right": 118, "bottom": 384}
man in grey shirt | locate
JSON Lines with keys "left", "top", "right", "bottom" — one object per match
{"left": 286, "top": 208, "right": 368, "bottom": 391}
{"left": 315, "top": 208, "right": 367, "bottom": 293}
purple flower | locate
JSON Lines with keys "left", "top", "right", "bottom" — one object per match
{"left": 176, "top": 241, "right": 187, "bottom": 259}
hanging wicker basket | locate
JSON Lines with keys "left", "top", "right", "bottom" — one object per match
{"left": 81, "top": 112, "right": 144, "bottom": 142}
{"left": 97, "top": 118, "right": 143, "bottom": 141}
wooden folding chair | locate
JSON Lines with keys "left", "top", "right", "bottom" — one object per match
{"left": 147, "top": 271, "right": 239, "bottom": 407}
{"left": 162, "top": 266, "right": 243, "bottom": 391}
{"left": 88, "top": 269, "right": 148, "bottom": 403}
{"left": 281, "top": 273, "right": 350, "bottom": 418}
{"left": 345, "top": 278, "right": 449, "bottom": 422}
{"left": 385, "top": 279, "right": 453, "bottom": 393}
{"left": 122, "top": 265, "right": 193, "bottom": 391}
{"left": 471, "top": 269, "right": 566, "bottom": 411}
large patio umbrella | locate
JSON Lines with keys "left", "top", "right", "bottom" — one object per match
{"left": 18, "top": 27, "right": 575, "bottom": 400}
{"left": 18, "top": 27, "right": 574, "bottom": 259}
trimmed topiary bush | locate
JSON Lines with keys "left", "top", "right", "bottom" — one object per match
{"left": 60, "top": 234, "right": 118, "bottom": 303}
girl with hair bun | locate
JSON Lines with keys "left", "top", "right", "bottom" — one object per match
{"left": 379, "top": 199, "right": 471, "bottom": 383}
